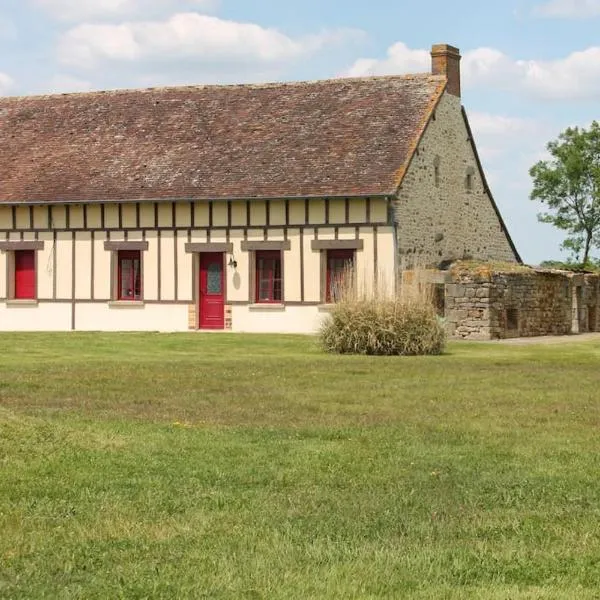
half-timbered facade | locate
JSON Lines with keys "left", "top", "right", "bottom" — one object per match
{"left": 0, "top": 44, "right": 519, "bottom": 333}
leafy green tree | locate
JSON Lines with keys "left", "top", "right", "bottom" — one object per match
{"left": 530, "top": 121, "right": 600, "bottom": 266}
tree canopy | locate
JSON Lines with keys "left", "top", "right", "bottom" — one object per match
{"left": 530, "top": 121, "right": 600, "bottom": 266}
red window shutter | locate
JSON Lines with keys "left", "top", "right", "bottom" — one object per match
{"left": 14, "top": 250, "right": 36, "bottom": 300}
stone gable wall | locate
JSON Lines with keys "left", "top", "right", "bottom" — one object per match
{"left": 394, "top": 93, "right": 518, "bottom": 268}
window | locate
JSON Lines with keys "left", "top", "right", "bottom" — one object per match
{"left": 466, "top": 166, "right": 475, "bottom": 192}
{"left": 14, "top": 250, "right": 35, "bottom": 300}
{"left": 104, "top": 241, "right": 148, "bottom": 303}
{"left": 506, "top": 308, "right": 519, "bottom": 331}
{"left": 255, "top": 250, "right": 282, "bottom": 303}
{"left": 118, "top": 250, "right": 142, "bottom": 300}
{"left": 326, "top": 249, "right": 354, "bottom": 303}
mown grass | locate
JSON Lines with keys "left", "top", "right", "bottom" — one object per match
{"left": 1, "top": 333, "right": 600, "bottom": 599}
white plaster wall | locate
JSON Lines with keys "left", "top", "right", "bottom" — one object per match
{"left": 0, "top": 206, "right": 11, "bottom": 229}
{"left": 231, "top": 305, "right": 327, "bottom": 334}
{"left": 75, "top": 232, "right": 92, "bottom": 300}
{"left": 37, "top": 233, "right": 55, "bottom": 300}
{"left": 93, "top": 232, "right": 111, "bottom": 300}
{"left": 284, "top": 230, "right": 301, "bottom": 303}
{"left": 303, "top": 232, "right": 320, "bottom": 303}
{"left": 228, "top": 231, "right": 248, "bottom": 303}
{"left": 70, "top": 206, "right": 84, "bottom": 229}
{"left": 160, "top": 231, "right": 175, "bottom": 301}
{"left": 122, "top": 204, "right": 136, "bottom": 228}
{"left": 55, "top": 233, "right": 73, "bottom": 299}
{"left": 33, "top": 206, "right": 47, "bottom": 229}
{"left": 0, "top": 303, "right": 71, "bottom": 331}
{"left": 210, "top": 229, "right": 227, "bottom": 243}
{"left": 157, "top": 203, "right": 172, "bottom": 227}
{"left": 175, "top": 202, "right": 191, "bottom": 227}
{"left": 213, "top": 203, "right": 228, "bottom": 227}
{"left": 176, "top": 231, "right": 193, "bottom": 302}
{"left": 104, "top": 204, "right": 119, "bottom": 228}
{"left": 139, "top": 203, "right": 155, "bottom": 228}
{"left": 15, "top": 207, "right": 29, "bottom": 229}
{"left": 0, "top": 251, "right": 6, "bottom": 299}
{"left": 356, "top": 227, "right": 376, "bottom": 296}
{"left": 144, "top": 231, "right": 159, "bottom": 301}
{"left": 377, "top": 227, "right": 397, "bottom": 296}
{"left": 75, "top": 303, "right": 189, "bottom": 331}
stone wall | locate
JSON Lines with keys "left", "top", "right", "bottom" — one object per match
{"left": 443, "top": 264, "right": 600, "bottom": 339}
{"left": 394, "top": 92, "right": 518, "bottom": 268}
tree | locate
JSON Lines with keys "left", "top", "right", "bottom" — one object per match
{"left": 530, "top": 121, "right": 600, "bottom": 266}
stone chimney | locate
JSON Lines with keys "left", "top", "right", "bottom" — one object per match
{"left": 431, "top": 44, "right": 461, "bottom": 97}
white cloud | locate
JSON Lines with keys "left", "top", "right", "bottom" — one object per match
{"left": 33, "top": 0, "right": 217, "bottom": 22}
{"left": 467, "top": 112, "right": 549, "bottom": 163}
{"left": 344, "top": 42, "right": 600, "bottom": 101}
{"left": 344, "top": 42, "right": 429, "bottom": 77}
{"left": 469, "top": 112, "right": 542, "bottom": 137}
{"left": 533, "top": 0, "right": 600, "bottom": 18}
{"left": 0, "top": 72, "right": 14, "bottom": 95}
{"left": 57, "top": 13, "right": 360, "bottom": 72}
{"left": 464, "top": 46, "right": 600, "bottom": 100}
{"left": 47, "top": 74, "right": 93, "bottom": 93}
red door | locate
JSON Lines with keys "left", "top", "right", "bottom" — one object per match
{"left": 199, "top": 253, "right": 225, "bottom": 329}
{"left": 15, "top": 250, "right": 35, "bottom": 299}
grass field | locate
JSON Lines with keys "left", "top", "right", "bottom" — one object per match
{"left": 1, "top": 333, "right": 599, "bottom": 599}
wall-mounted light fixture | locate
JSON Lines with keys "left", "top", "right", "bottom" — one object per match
{"left": 228, "top": 255, "right": 238, "bottom": 269}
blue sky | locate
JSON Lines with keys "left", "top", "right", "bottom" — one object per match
{"left": 1, "top": 0, "right": 599, "bottom": 264}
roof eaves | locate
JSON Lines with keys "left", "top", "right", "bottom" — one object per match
{"left": 0, "top": 192, "right": 392, "bottom": 207}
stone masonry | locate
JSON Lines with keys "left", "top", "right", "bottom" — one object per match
{"left": 394, "top": 93, "right": 518, "bottom": 269}
{"left": 443, "top": 263, "right": 600, "bottom": 339}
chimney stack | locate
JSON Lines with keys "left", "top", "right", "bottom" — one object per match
{"left": 431, "top": 44, "right": 461, "bottom": 97}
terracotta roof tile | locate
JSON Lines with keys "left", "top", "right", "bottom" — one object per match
{"left": 0, "top": 74, "right": 446, "bottom": 203}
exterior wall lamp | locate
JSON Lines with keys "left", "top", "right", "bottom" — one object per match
{"left": 228, "top": 255, "right": 238, "bottom": 269}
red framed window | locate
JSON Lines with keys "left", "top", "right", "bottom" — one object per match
{"left": 118, "top": 250, "right": 142, "bottom": 300}
{"left": 14, "top": 250, "right": 36, "bottom": 300}
{"left": 255, "top": 250, "right": 282, "bottom": 303}
{"left": 326, "top": 249, "right": 354, "bottom": 303}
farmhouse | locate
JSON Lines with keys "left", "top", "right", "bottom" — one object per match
{"left": 0, "top": 44, "right": 519, "bottom": 333}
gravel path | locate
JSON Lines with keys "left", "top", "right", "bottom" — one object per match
{"left": 474, "top": 332, "right": 600, "bottom": 345}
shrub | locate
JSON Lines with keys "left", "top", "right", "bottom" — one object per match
{"left": 320, "top": 269, "right": 446, "bottom": 356}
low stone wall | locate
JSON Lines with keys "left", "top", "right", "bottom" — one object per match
{"left": 442, "top": 264, "right": 600, "bottom": 340}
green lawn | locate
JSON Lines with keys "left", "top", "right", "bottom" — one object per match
{"left": 1, "top": 333, "right": 599, "bottom": 599}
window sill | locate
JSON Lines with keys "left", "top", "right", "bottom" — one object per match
{"left": 6, "top": 299, "right": 39, "bottom": 307}
{"left": 108, "top": 301, "right": 145, "bottom": 309}
{"left": 249, "top": 303, "right": 285, "bottom": 311}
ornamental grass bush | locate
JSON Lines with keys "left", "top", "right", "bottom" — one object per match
{"left": 320, "top": 268, "right": 446, "bottom": 356}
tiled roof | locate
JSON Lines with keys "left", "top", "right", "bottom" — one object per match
{"left": 0, "top": 74, "right": 446, "bottom": 203}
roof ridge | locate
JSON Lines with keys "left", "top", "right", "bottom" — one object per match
{"left": 0, "top": 73, "right": 443, "bottom": 103}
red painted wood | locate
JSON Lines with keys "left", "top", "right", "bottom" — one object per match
{"left": 14, "top": 250, "right": 35, "bottom": 300}
{"left": 200, "top": 252, "right": 225, "bottom": 329}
